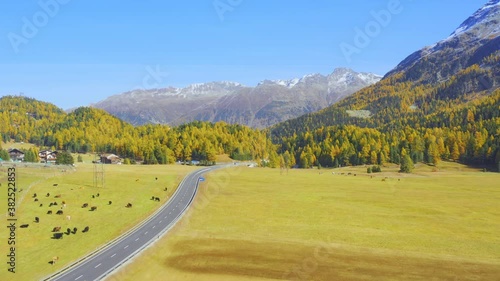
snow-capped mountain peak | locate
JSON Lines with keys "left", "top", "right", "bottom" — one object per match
{"left": 447, "top": 0, "right": 500, "bottom": 39}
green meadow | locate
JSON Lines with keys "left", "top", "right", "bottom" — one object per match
{"left": 109, "top": 163, "right": 500, "bottom": 281}
{"left": 0, "top": 159, "right": 196, "bottom": 281}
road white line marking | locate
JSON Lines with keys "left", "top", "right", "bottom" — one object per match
{"left": 145, "top": 231, "right": 148, "bottom": 235}
{"left": 95, "top": 263, "right": 101, "bottom": 268}
{"left": 153, "top": 225, "right": 156, "bottom": 229}
{"left": 164, "top": 216, "right": 167, "bottom": 218}
{"left": 111, "top": 253, "right": 116, "bottom": 258}
{"left": 75, "top": 275, "right": 83, "bottom": 280}
{"left": 159, "top": 220, "right": 162, "bottom": 224}
{"left": 124, "top": 245, "right": 129, "bottom": 249}
{"left": 135, "top": 237, "right": 140, "bottom": 241}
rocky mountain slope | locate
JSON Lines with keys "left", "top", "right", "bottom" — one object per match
{"left": 272, "top": 0, "right": 500, "bottom": 138}
{"left": 93, "top": 68, "right": 381, "bottom": 128}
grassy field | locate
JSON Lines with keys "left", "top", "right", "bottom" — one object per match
{"left": 0, "top": 162, "right": 196, "bottom": 281}
{"left": 109, "top": 163, "right": 500, "bottom": 281}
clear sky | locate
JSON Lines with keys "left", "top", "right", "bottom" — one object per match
{"left": 0, "top": 0, "right": 486, "bottom": 109}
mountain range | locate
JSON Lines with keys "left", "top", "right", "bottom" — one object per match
{"left": 272, "top": 0, "right": 500, "bottom": 139}
{"left": 93, "top": 68, "right": 381, "bottom": 128}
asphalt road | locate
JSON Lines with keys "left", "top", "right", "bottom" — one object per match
{"left": 48, "top": 165, "right": 220, "bottom": 281}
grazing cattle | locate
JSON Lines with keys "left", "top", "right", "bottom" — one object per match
{"left": 66, "top": 215, "right": 71, "bottom": 220}
{"left": 56, "top": 210, "right": 63, "bottom": 215}
{"left": 34, "top": 198, "right": 39, "bottom": 202}
{"left": 33, "top": 193, "right": 37, "bottom": 198}
{"left": 151, "top": 196, "right": 155, "bottom": 200}
{"left": 154, "top": 197, "right": 160, "bottom": 202}
{"left": 155, "top": 177, "right": 158, "bottom": 180}
{"left": 90, "top": 206, "right": 97, "bottom": 211}
{"left": 354, "top": 174, "right": 357, "bottom": 176}
{"left": 66, "top": 228, "right": 71, "bottom": 234}
{"left": 92, "top": 195, "right": 95, "bottom": 198}
{"left": 53, "top": 233, "right": 63, "bottom": 239}
{"left": 126, "top": 203, "right": 132, "bottom": 208}
{"left": 164, "top": 187, "right": 168, "bottom": 191}
{"left": 382, "top": 178, "right": 386, "bottom": 182}
{"left": 108, "top": 201, "right": 112, "bottom": 205}
{"left": 62, "top": 201, "right": 66, "bottom": 204}
{"left": 53, "top": 202, "right": 58, "bottom": 206}
{"left": 20, "top": 224, "right": 29, "bottom": 228}
{"left": 398, "top": 179, "right": 401, "bottom": 181}
{"left": 54, "top": 194, "right": 61, "bottom": 198}
{"left": 52, "top": 226, "right": 61, "bottom": 232}
{"left": 348, "top": 173, "right": 352, "bottom": 175}
{"left": 40, "top": 203, "right": 43, "bottom": 207}
{"left": 96, "top": 193, "right": 99, "bottom": 197}
{"left": 82, "top": 203, "right": 88, "bottom": 208}
{"left": 72, "top": 227, "right": 77, "bottom": 234}
{"left": 82, "top": 226, "right": 89, "bottom": 233}
{"left": 46, "top": 193, "right": 50, "bottom": 197}
{"left": 35, "top": 217, "right": 39, "bottom": 223}
{"left": 47, "top": 210, "right": 53, "bottom": 215}
{"left": 49, "top": 202, "right": 53, "bottom": 207}
{"left": 53, "top": 184, "right": 58, "bottom": 187}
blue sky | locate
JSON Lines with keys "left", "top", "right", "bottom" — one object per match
{"left": 0, "top": 0, "right": 486, "bottom": 109}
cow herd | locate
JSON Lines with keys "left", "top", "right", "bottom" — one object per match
{"left": 18, "top": 176, "right": 167, "bottom": 265}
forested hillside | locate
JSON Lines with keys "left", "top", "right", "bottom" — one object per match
{"left": 0, "top": 96, "right": 276, "bottom": 165}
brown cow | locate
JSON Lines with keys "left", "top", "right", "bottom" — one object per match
{"left": 52, "top": 226, "right": 61, "bottom": 232}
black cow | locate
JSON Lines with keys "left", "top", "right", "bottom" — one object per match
{"left": 32, "top": 193, "right": 37, "bottom": 198}
{"left": 82, "top": 226, "right": 89, "bottom": 233}
{"left": 39, "top": 203, "right": 43, "bottom": 207}
{"left": 72, "top": 227, "right": 78, "bottom": 234}
{"left": 96, "top": 193, "right": 99, "bottom": 197}
{"left": 82, "top": 203, "right": 88, "bottom": 208}
{"left": 66, "top": 228, "right": 71, "bottom": 235}
{"left": 53, "top": 233, "right": 63, "bottom": 239}
{"left": 20, "top": 224, "right": 29, "bottom": 228}
{"left": 46, "top": 192, "right": 50, "bottom": 197}
{"left": 154, "top": 197, "right": 160, "bottom": 202}
{"left": 108, "top": 201, "right": 112, "bottom": 205}
{"left": 34, "top": 198, "right": 39, "bottom": 202}
{"left": 34, "top": 217, "right": 39, "bottom": 223}
{"left": 56, "top": 210, "right": 63, "bottom": 215}
{"left": 90, "top": 206, "right": 97, "bottom": 211}
{"left": 47, "top": 210, "right": 52, "bottom": 215}
{"left": 126, "top": 203, "right": 132, "bottom": 208}
{"left": 53, "top": 184, "right": 58, "bottom": 187}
